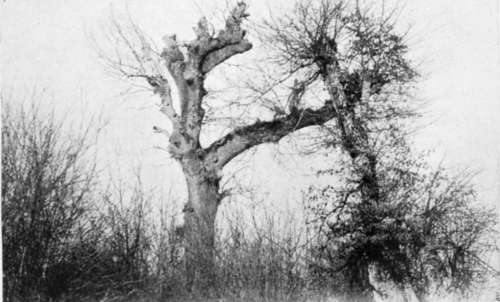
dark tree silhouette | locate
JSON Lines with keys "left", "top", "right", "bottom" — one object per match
{"left": 265, "top": 1, "right": 417, "bottom": 300}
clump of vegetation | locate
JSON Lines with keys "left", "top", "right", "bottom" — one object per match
{"left": 307, "top": 143, "right": 498, "bottom": 301}
{"left": 0, "top": 96, "right": 154, "bottom": 301}
{"left": 2, "top": 0, "right": 499, "bottom": 301}
{"left": 2, "top": 97, "right": 96, "bottom": 301}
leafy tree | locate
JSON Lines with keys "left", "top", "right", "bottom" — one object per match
{"left": 310, "top": 129, "right": 497, "bottom": 301}
{"left": 264, "top": 0, "right": 417, "bottom": 300}
{"left": 265, "top": 1, "right": 497, "bottom": 301}
{"left": 308, "top": 136, "right": 498, "bottom": 301}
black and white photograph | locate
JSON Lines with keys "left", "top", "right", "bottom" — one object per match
{"left": 1, "top": 0, "right": 499, "bottom": 301}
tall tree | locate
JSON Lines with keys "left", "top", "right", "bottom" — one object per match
{"left": 98, "top": 2, "right": 337, "bottom": 291}
{"left": 265, "top": 1, "right": 416, "bottom": 300}
{"left": 265, "top": 1, "right": 497, "bottom": 301}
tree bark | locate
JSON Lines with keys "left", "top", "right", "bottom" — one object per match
{"left": 181, "top": 156, "right": 220, "bottom": 293}
{"left": 116, "top": 2, "right": 340, "bottom": 294}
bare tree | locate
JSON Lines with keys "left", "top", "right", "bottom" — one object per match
{"left": 1, "top": 94, "right": 97, "bottom": 301}
{"left": 97, "top": 2, "right": 338, "bottom": 292}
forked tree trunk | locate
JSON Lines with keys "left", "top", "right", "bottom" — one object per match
{"left": 129, "top": 2, "right": 337, "bottom": 295}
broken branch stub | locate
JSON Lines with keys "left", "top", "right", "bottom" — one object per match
{"left": 161, "top": 34, "right": 185, "bottom": 82}
{"left": 191, "top": 2, "right": 253, "bottom": 75}
{"left": 153, "top": 2, "right": 254, "bottom": 161}
{"left": 287, "top": 79, "right": 307, "bottom": 113}
{"left": 160, "top": 2, "right": 252, "bottom": 82}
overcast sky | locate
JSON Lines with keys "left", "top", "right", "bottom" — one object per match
{"left": 2, "top": 0, "right": 499, "bottom": 212}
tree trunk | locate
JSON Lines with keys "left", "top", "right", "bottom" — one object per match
{"left": 180, "top": 156, "right": 221, "bottom": 294}
{"left": 322, "top": 62, "right": 381, "bottom": 302}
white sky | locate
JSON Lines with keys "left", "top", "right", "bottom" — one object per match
{"left": 1, "top": 0, "right": 499, "bottom": 211}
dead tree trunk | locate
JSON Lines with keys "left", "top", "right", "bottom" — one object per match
{"left": 105, "top": 2, "right": 338, "bottom": 293}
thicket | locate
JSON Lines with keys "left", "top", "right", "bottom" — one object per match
{"left": 1, "top": 98, "right": 323, "bottom": 302}
{"left": 2, "top": 97, "right": 498, "bottom": 302}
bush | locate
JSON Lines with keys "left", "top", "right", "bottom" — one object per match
{"left": 2, "top": 97, "right": 96, "bottom": 301}
{"left": 307, "top": 149, "right": 498, "bottom": 300}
